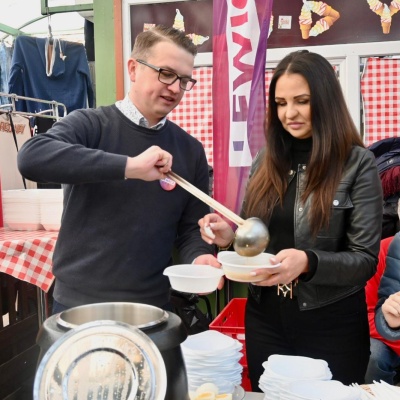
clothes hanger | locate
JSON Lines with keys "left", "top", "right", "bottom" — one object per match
{"left": 45, "top": 11, "right": 66, "bottom": 63}
{"left": 47, "top": 13, "right": 53, "bottom": 45}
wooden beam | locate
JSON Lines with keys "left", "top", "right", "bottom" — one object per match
{"left": 114, "top": 0, "right": 124, "bottom": 100}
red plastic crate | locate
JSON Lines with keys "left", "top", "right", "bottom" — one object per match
{"left": 209, "top": 298, "right": 251, "bottom": 391}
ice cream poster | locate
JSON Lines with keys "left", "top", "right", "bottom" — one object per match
{"left": 129, "top": 0, "right": 212, "bottom": 53}
{"left": 267, "top": 0, "right": 400, "bottom": 49}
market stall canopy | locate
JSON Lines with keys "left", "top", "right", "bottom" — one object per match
{"left": 0, "top": 0, "right": 93, "bottom": 45}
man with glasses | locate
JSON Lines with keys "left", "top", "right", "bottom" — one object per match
{"left": 18, "top": 25, "right": 220, "bottom": 314}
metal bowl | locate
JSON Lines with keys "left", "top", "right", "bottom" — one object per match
{"left": 56, "top": 302, "right": 169, "bottom": 331}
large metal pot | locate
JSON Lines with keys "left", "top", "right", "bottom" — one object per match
{"left": 36, "top": 302, "right": 190, "bottom": 400}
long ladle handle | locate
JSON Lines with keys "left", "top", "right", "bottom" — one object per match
{"left": 166, "top": 171, "right": 245, "bottom": 226}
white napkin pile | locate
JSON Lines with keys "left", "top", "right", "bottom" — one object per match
{"left": 258, "top": 354, "right": 364, "bottom": 400}
{"left": 281, "top": 379, "right": 360, "bottom": 400}
{"left": 181, "top": 330, "right": 243, "bottom": 392}
{"left": 360, "top": 380, "right": 400, "bottom": 400}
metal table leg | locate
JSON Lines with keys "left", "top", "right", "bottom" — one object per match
{"left": 37, "top": 287, "right": 48, "bottom": 327}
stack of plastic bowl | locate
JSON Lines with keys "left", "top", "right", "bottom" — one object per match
{"left": 38, "top": 189, "right": 63, "bottom": 231}
{"left": 2, "top": 188, "right": 63, "bottom": 231}
{"left": 2, "top": 189, "right": 42, "bottom": 230}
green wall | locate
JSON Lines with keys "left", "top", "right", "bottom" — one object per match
{"left": 93, "top": 0, "right": 117, "bottom": 106}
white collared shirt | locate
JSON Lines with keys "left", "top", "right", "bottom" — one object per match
{"left": 115, "top": 95, "right": 167, "bottom": 130}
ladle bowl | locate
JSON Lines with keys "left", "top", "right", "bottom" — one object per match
{"left": 166, "top": 171, "right": 270, "bottom": 257}
{"left": 234, "top": 217, "right": 270, "bottom": 257}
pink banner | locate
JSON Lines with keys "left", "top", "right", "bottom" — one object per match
{"left": 0, "top": 179, "right": 3, "bottom": 227}
{"left": 213, "top": 0, "right": 273, "bottom": 216}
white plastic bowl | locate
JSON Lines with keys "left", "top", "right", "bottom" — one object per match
{"left": 163, "top": 264, "right": 224, "bottom": 293}
{"left": 217, "top": 251, "right": 279, "bottom": 283}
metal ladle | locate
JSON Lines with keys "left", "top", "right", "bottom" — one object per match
{"left": 166, "top": 171, "right": 270, "bottom": 257}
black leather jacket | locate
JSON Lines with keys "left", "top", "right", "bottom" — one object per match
{"left": 249, "top": 146, "right": 383, "bottom": 311}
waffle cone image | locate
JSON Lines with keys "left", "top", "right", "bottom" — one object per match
{"left": 323, "top": 16, "right": 336, "bottom": 27}
{"left": 381, "top": 21, "right": 391, "bottom": 33}
{"left": 375, "top": 3, "right": 385, "bottom": 16}
{"left": 323, "top": 5, "right": 340, "bottom": 22}
{"left": 390, "top": 4, "right": 400, "bottom": 15}
{"left": 300, "top": 23, "right": 312, "bottom": 39}
{"left": 186, "top": 33, "right": 209, "bottom": 45}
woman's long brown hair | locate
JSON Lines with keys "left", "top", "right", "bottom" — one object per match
{"left": 243, "top": 50, "right": 364, "bottom": 236}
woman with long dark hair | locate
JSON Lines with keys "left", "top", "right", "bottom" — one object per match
{"left": 199, "top": 50, "right": 383, "bottom": 389}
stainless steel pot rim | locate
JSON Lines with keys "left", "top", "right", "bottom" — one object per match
{"left": 33, "top": 319, "right": 168, "bottom": 400}
{"left": 55, "top": 302, "right": 169, "bottom": 330}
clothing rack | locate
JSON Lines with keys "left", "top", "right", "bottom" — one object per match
{"left": 0, "top": 92, "right": 67, "bottom": 120}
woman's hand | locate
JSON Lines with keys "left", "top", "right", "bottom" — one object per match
{"left": 382, "top": 292, "right": 400, "bottom": 329}
{"left": 198, "top": 213, "right": 235, "bottom": 248}
{"left": 249, "top": 248, "right": 309, "bottom": 286}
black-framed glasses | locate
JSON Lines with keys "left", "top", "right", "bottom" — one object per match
{"left": 136, "top": 59, "right": 197, "bottom": 91}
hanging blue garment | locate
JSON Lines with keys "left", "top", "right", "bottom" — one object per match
{"left": 0, "top": 42, "right": 13, "bottom": 105}
{"left": 8, "top": 36, "right": 94, "bottom": 115}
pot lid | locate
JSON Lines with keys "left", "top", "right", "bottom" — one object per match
{"left": 56, "top": 302, "right": 169, "bottom": 331}
{"left": 34, "top": 320, "right": 167, "bottom": 400}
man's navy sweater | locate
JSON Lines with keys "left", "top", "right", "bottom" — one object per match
{"left": 18, "top": 105, "right": 214, "bottom": 308}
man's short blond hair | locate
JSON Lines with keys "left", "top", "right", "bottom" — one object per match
{"left": 131, "top": 25, "right": 198, "bottom": 60}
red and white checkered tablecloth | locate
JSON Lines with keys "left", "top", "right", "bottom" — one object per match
{"left": 0, "top": 228, "right": 58, "bottom": 292}
{"left": 361, "top": 57, "right": 400, "bottom": 147}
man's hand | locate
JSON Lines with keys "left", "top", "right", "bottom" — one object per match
{"left": 125, "top": 146, "right": 172, "bottom": 181}
{"left": 193, "top": 254, "right": 224, "bottom": 290}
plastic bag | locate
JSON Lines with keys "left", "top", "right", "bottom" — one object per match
{"left": 170, "top": 290, "right": 213, "bottom": 335}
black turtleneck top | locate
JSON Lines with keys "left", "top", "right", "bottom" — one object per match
{"left": 268, "top": 136, "right": 312, "bottom": 255}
